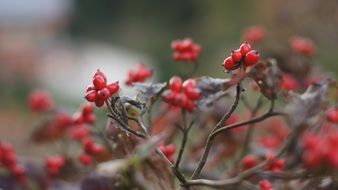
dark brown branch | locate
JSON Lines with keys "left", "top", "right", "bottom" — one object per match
{"left": 191, "top": 84, "right": 242, "bottom": 179}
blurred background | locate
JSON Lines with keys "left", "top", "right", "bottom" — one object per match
{"left": 0, "top": 0, "right": 337, "bottom": 145}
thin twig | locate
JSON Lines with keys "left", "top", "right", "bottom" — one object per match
{"left": 191, "top": 84, "right": 242, "bottom": 179}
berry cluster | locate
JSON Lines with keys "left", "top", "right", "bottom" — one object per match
{"left": 242, "top": 25, "right": 266, "bottom": 43}
{"left": 171, "top": 38, "right": 201, "bottom": 62}
{"left": 259, "top": 179, "right": 274, "bottom": 190}
{"left": 289, "top": 36, "right": 316, "bottom": 56}
{"left": 85, "top": 70, "right": 119, "bottom": 107}
{"left": 28, "top": 90, "right": 54, "bottom": 113}
{"left": 264, "top": 153, "right": 285, "bottom": 172}
{"left": 0, "top": 142, "right": 25, "bottom": 183}
{"left": 223, "top": 42, "right": 260, "bottom": 71}
{"left": 159, "top": 144, "right": 176, "bottom": 163}
{"left": 73, "top": 103, "right": 96, "bottom": 125}
{"left": 302, "top": 129, "right": 338, "bottom": 169}
{"left": 45, "top": 155, "right": 65, "bottom": 177}
{"left": 125, "top": 64, "right": 153, "bottom": 85}
{"left": 162, "top": 76, "right": 201, "bottom": 112}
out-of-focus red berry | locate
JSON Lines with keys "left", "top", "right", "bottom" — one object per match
{"left": 280, "top": 74, "right": 299, "bottom": 91}
{"left": 159, "top": 144, "right": 176, "bottom": 163}
{"left": 259, "top": 179, "right": 273, "bottom": 190}
{"left": 243, "top": 26, "right": 266, "bottom": 43}
{"left": 169, "top": 76, "right": 183, "bottom": 92}
{"left": 171, "top": 38, "right": 201, "bottom": 62}
{"left": 326, "top": 107, "right": 338, "bottom": 123}
{"left": 28, "top": 90, "right": 54, "bottom": 113}
{"left": 45, "top": 156, "right": 65, "bottom": 177}
{"left": 241, "top": 155, "right": 258, "bottom": 170}
{"left": 125, "top": 64, "right": 153, "bottom": 85}
{"left": 290, "top": 36, "right": 316, "bottom": 56}
{"left": 78, "top": 153, "right": 93, "bottom": 166}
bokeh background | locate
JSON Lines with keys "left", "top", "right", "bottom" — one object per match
{"left": 0, "top": 0, "right": 337, "bottom": 149}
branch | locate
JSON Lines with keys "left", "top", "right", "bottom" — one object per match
{"left": 175, "top": 117, "right": 194, "bottom": 169}
{"left": 191, "top": 84, "right": 242, "bottom": 179}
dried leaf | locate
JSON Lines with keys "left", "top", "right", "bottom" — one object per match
{"left": 248, "top": 59, "right": 282, "bottom": 99}
{"left": 284, "top": 80, "right": 329, "bottom": 127}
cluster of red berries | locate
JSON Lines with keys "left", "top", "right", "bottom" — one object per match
{"left": 302, "top": 129, "right": 338, "bottom": 169}
{"left": 85, "top": 70, "right": 119, "bottom": 107}
{"left": 0, "top": 142, "right": 25, "bottom": 183}
{"left": 28, "top": 90, "right": 54, "bottom": 113}
{"left": 45, "top": 155, "right": 65, "bottom": 177}
{"left": 326, "top": 107, "right": 338, "bottom": 123}
{"left": 223, "top": 42, "right": 260, "bottom": 71}
{"left": 289, "top": 36, "right": 316, "bottom": 56}
{"left": 159, "top": 144, "right": 176, "bottom": 163}
{"left": 73, "top": 103, "right": 96, "bottom": 125}
{"left": 242, "top": 25, "right": 266, "bottom": 43}
{"left": 171, "top": 38, "right": 201, "bottom": 62}
{"left": 125, "top": 64, "right": 153, "bottom": 85}
{"left": 264, "top": 153, "right": 285, "bottom": 172}
{"left": 162, "top": 76, "right": 201, "bottom": 112}
{"left": 259, "top": 179, "right": 274, "bottom": 190}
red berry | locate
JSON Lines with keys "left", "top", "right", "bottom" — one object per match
{"left": 326, "top": 107, "right": 338, "bottom": 123}
{"left": 69, "top": 125, "right": 90, "bottom": 140}
{"left": 169, "top": 76, "right": 183, "bottom": 92}
{"left": 93, "top": 69, "right": 107, "bottom": 83}
{"left": 223, "top": 57, "right": 235, "bottom": 70}
{"left": 184, "top": 88, "right": 200, "bottom": 101}
{"left": 183, "top": 99, "right": 196, "bottom": 112}
{"left": 241, "top": 155, "right": 258, "bottom": 170}
{"left": 239, "top": 42, "right": 252, "bottom": 56}
{"left": 182, "top": 79, "right": 197, "bottom": 90}
{"left": 82, "top": 103, "right": 94, "bottom": 115}
{"left": 162, "top": 90, "right": 175, "bottom": 103}
{"left": 83, "top": 113, "right": 95, "bottom": 124}
{"left": 85, "top": 90, "right": 98, "bottom": 102}
{"left": 28, "top": 90, "right": 54, "bottom": 113}
{"left": 107, "top": 82, "right": 119, "bottom": 95}
{"left": 79, "top": 153, "right": 93, "bottom": 166}
{"left": 231, "top": 50, "right": 243, "bottom": 62}
{"left": 93, "top": 76, "right": 107, "bottom": 90}
{"left": 98, "top": 88, "right": 110, "bottom": 100}
{"left": 95, "top": 98, "right": 105, "bottom": 107}
{"left": 243, "top": 26, "right": 266, "bottom": 43}
{"left": 173, "top": 93, "right": 188, "bottom": 107}
{"left": 244, "top": 50, "right": 260, "bottom": 66}
{"left": 165, "top": 144, "right": 176, "bottom": 155}
{"left": 259, "top": 179, "right": 273, "bottom": 190}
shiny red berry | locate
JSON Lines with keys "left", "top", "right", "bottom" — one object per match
{"left": 95, "top": 98, "right": 105, "bottom": 107}
{"left": 85, "top": 90, "right": 98, "bottom": 102}
{"left": 169, "top": 76, "right": 183, "bottom": 92}
{"left": 93, "top": 69, "right": 107, "bottom": 83}
{"left": 93, "top": 76, "right": 107, "bottom": 90}
{"left": 223, "top": 57, "right": 235, "bottom": 70}
{"left": 184, "top": 88, "right": 200, "bottom": 101}
{"left": 244, "top": 50, "right": 260, "bottom": 66}
{"left": 107, "top": 82, "right": 119, "bottom": 95}
{"left": 239, "top": 42, "right": 252, "bottom": 56}
{"left": 231, "top": 50, "right": 243, "bottom": 62}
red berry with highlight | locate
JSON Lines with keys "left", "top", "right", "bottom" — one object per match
{"left": 244, "top": 50, "right": 260, "bottom": 66}
{"left": 231, "top": 50, "right": 243, "bottom": 62}
{"left": 93, "top": 76, "right": 106, "bottom": 90}
{"left": 239, "top": 42, "right": 252, "bottom": 56}
{"left": 223, "top": 57, "right": 235, "bottom": 70}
